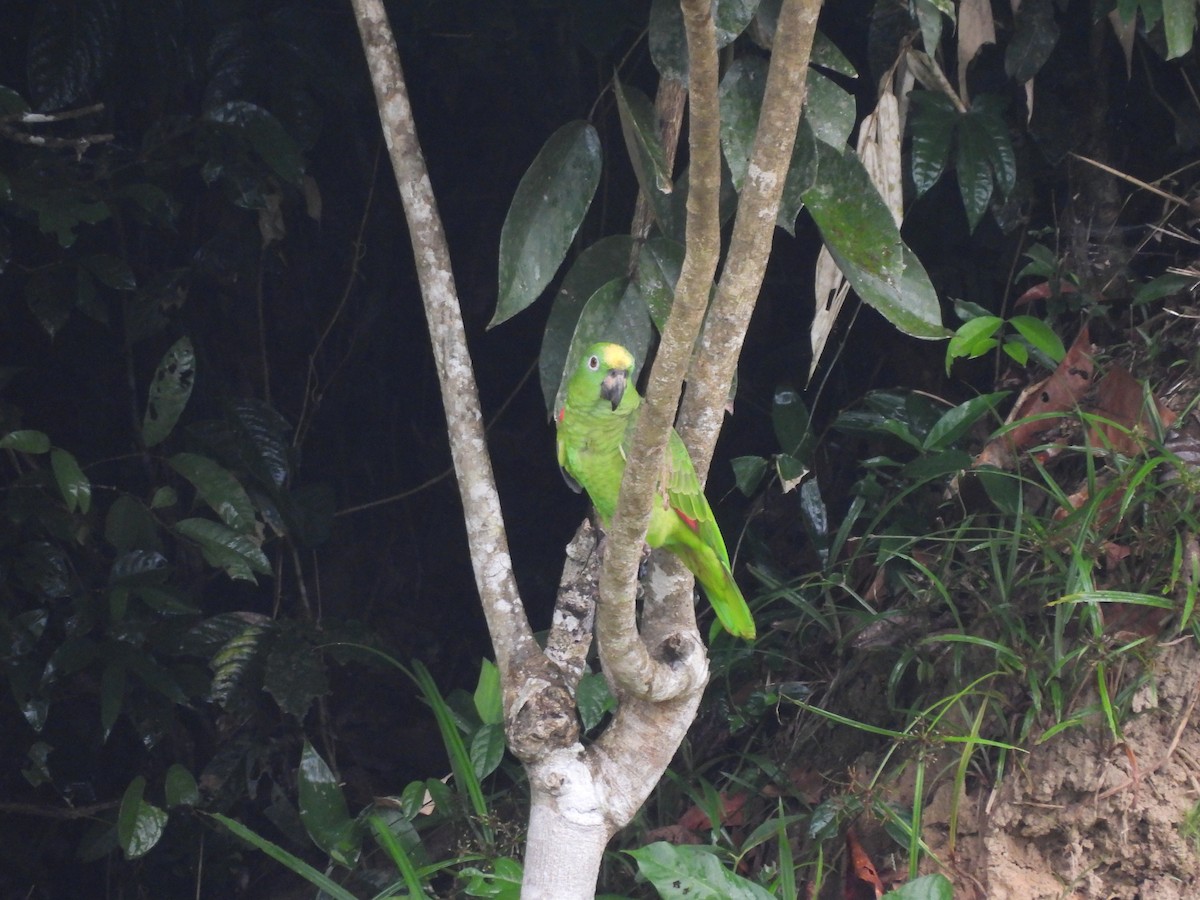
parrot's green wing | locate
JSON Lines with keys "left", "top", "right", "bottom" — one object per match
{"left": 664, "top": 430, "right": 730, "bottom": 564}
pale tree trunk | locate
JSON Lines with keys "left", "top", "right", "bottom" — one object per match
{"left": 349, "top": 1, "right": 821, "bottom": 897}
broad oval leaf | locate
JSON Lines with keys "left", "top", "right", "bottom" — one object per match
{"left": 576, "top": 671, "right": 616, "bottom": 731}
{"left": 1009, "top": 315, "right": 1065, "bottom": 362}
{"left": 493, "top": 121, "right": 601, "bottom": 328}
{"left": 777, "top": 118, "right": 819, "bottom": 234}
{"left": 469, "top": 722, "right": 506, "bottom": 779}
{"left": 227, "top": 398, "right": 292, "bottom": 489}
{"left": 50, "top": 448, "right": 91, "bottom": 514}
{"left": 805, "top": 69, "right": 856, "bottom": 149}
{"left": 169, "top": 452, "right": 257, "bottom": 533}
{"left": 628, "top": 842, "right": 776, "bottom": 900}
{"left": 298, "top": 741, "right": 361, "bottom": 868}
{"left": 1164, "top": 0, "right": 1197, "bottom": 58}
{"left": 648, "top": 0, "right": 688, "bottom": 80}
{"left": 885, "top": 873, "right": 955, "bottom": 900}
{"left": 973, "top": 97, "right": 1017, "bottom": 197}
{"left": 731, "top": 455, "right": 769, "bottom": 496}
{"left": 165, "top": 764, "right": 200, "bottom": 807}
{"left": 803, "top": 142, "right": 944, "bottom": 338}
{"left": 1005, "top": 0, "right": 1060, "bottom": 82}
{"left": 117, "top": 776, "right": 168, "bottom": 860}
{"left": 924, "top": 391, "right": 1008, "bottom": 451}
{"left": 473, "top": 658, "right": 503, "bottom": 726}
{"left": 105, "top": 494, "right": 162, "bottom": 552}
{"left": 955, "top": 116, "right": 995, "bottom": 231}
{"left": 719, "top": 57, "right": 769, "bottom": 189}
{"left": 143, "top": 336, "right": 196, "bottom": 447}
{"left": 0, "top": 430, "right": 51, "bottom": 453}
{"left": 175, "top": 517, "right": 270, "bottom": 582}
{"left": 637, "top": 237, "right": 684, "bottom": 331}
{"left": 205, "top": 101, "right": 304, "bottom": 185}
{"left": 715, "top": 0, "right": 761, "bottom": 47}
{"left": 539, "top": 235, "right": 636, "bottom": 412}
{"left": 909, "top": 93, "right": 958, "bottom": 198}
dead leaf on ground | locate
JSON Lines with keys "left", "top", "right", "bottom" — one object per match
{"left": 975, "top": 324, "right": 1095, "bottom": 468}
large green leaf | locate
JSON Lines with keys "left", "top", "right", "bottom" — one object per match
{"left": 803, "top": 139, "right": 943, "bottom": 336}
{"left": 636, "top": 237, "right": 684, "bottom": 330}
{"left": 205, "top": 101, "right": 305, "bottom": 185}
{"left": 0, "top": 430, "right": 50, "bottom": 453}
{"left": 493, "top": 121, "right": 601, "bottom": 328}
{"left": 908, "top": 92, "right": 958, "bottom": 198}
{"left": 469, "top": 722, "right": 506, "bottom": 779}
{"left": 228, "top": 398, "right": 292, "bottom": 489}
{"left": 956, "top": 115, "right": 995, "bottom": 231}
{"left": 169, "top": 452, "right": 257, "bottom": 534}
{"left": 972, "top": 96, "right": 1017, "bottom": 196}
{"left": 142, "top": 336, "right": 195, "bottom": 447}
{"left": 805, "top": 68, "right": 856, "bottom": 148}
{"left": 1005, "top": 0, "right": 1060, "bottom": 82}
{"left": 175, "top": 517, "right": 270, "bottom": 582}
{"left": 117, "top": 776, "right": 168, "bottom": 860}
{"left": 539, "top": 235, "right": 636, "bottom": 412}
{"left": 165, "top": 764, "right": 200, "bottom": 808}
{"left": 50, "top": 448, "right": 91, "bottom": 514}
{"left": 648, "top": 0, "right": 688, "bottom": 80}
{"left": 473, "top": 658, "right": 503, "bottom": 726}
{"left": 883, "top": 873, "right": 954, "bottom": 900}
{"left": 777, "top": 118, "right": 819, "bottom": 234}
{"left": 298, "top": 741, "right": 361, "bottom": 867}
{"left": 719, "top": 57, "right": 769, "bottom": 189}
{"left": 1163, "top": 0, "right": 1196, "bottom": 58}
{"left": 614, "top": 76, "right": 673, "bottom": 206}
{"left": 715, "top": 0, "right": 761, "bottom": 47}
{"left": 628, "top": 842, "right": 776, "bottom": 899}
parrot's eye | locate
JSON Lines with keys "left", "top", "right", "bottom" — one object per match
{"left": 587, "top": 355, "right": 599, "bottom": 370}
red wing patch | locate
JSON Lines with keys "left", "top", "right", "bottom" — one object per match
{"left": 556, "top": 407, "right": 565, "bottom": 423}
{"left": 674, "top": 507, "right": 699, "bottom": 532}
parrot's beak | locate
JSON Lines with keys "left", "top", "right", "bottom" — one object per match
{"left": 600, "top": 369, "right": 627, "bottom": 410}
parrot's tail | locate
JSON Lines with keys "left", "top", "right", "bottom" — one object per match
{"left": 674, "top": 542, "right": 756, "bottom": 640}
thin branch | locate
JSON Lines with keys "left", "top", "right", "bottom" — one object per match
{"left": 677, "top": 0, "right": 821, "bottom": 481}
{"left": 349, "top": 0, "right": 537, "bottom": 681}
{"left": 597, "top": 0, "right": 722, "bottom": 699}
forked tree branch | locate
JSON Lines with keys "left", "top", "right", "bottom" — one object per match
{"left": 596, "top": 0, "right": 723, "bottom": 699}
{"left": 678, "top": 0, "right": 822, "bottom": 479}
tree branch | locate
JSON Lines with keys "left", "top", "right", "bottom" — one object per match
{"left": 678, "top": 0, "right": 821, "bottom": 479}
{"left": 349, "top": 0, "right": 549, "bottom": 718}
{"left": 596, "top": 0, "right": 722, "bottom": 699}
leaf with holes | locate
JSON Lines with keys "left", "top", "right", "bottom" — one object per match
{"left": 143, "top": 337, "right": 195, "bottom": 447}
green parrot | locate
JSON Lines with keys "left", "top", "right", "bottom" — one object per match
{"left": 555, "top": 342, "right": 756, "bottom": 639}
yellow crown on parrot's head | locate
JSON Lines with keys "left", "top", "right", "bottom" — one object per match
{"left": 597, "top": 342, "right": 634, "bottom": 372}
